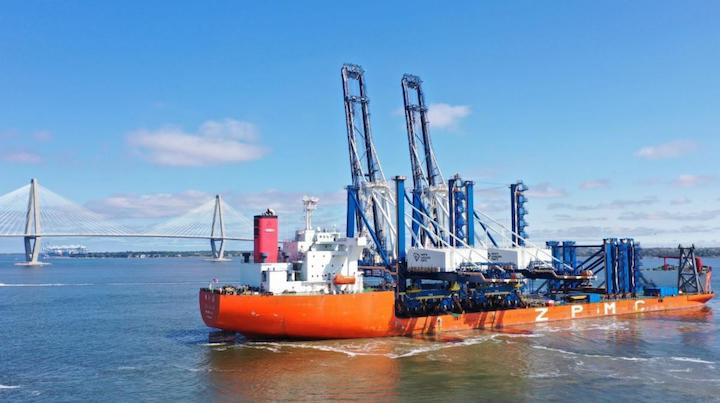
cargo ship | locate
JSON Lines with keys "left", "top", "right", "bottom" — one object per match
{"left": 199, "top": 196, "right": 714, "bottom": 340}
{"left": 199, "top": 64, "right": 714, "bottom": 340}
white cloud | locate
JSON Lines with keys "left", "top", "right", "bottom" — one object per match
{"left": 672, "top": 174, "right": 716, "bottom": 188}
{"left": 634, "top": 139, "right": 698, "bottom": 160}
{"left": 127, "top": 118, "right": 268, "bottom": 166}
{"left": 198, "top": 119, "right": 259, "bottom": 142}
{"left": 619, "top": 209, "right": 720, "bottom": 221}
{"left": 547, "top": 196, "right": 658, "bottom": 211}
{"left": 226, "top": 189, "right": 347, "bottom": 231}
{"left": 228, "top": 189, "right": 345, "bottom": 213}
{"left": 87, "top": 190, "right": 212, "bottom": 219}
{"left": 525, "top": 183, "right": 567, "bottom": 198}
{"left": 533, "top": 224, "right": 720, "bottom": 246}
{"left": 475, "top": 200, "right": 508, "bottom": 213}
{"left": 579, "top": 179, "right": 610, "bottom": 190}
{"left": 86, "top": 188, "right": 348, "bottom": 238}
{"left": 2, "top": 151, "right": 42, "bottom": 164}
{"left": 427, "top": 103, "right": 471, "bottom": 130}
{"left": 531, "top": 225, "right": 666, "bottom": 241}
{"left": 670, "top": 197, "right": 691, "bottom": 206}
{"left": 552, "top": 214, "right": 607, "bottom": 222}
{"left": 473, "top": 186, "right": 505, "bottom": 197}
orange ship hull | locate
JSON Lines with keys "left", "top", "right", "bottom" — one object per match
{"left": 199, "top": 289, "right": 714, "bottom": 340}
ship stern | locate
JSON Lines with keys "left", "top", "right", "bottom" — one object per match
{"left": 199, "top": 289, "right": 221, "bottom": 328}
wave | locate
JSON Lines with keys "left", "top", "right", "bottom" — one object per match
{"left": 669, "top": 356, "right": 715, "bottom": 364}
{"left": 0, "top": 283, "right": 93, "bottom": 287}
{"left": 172, "top": 364, "right": 211, "bottom": 373}
{"left": 0, "top": 281, "right": 212, "bottom": 287}
{"left": 668, "top": 374, "right": 720, "bottom": 383}
{"left": 532, "top": 345, "right": 649, "bottom": 361}
{"left": 527, "top": 370, "right": 565, "bottom": 379}
{"left": 105, "top": 282, "right": 210, "bottom": 286}
{"left": 241, "top": 334, "right": 506, "bottom": 359}
{"left": 242, "top": 341, "right": 374, "bottom": 357}
{"left": 530, "top": 321, "right": 631, "bottom": 334}
{"left": 532, "top": 345, "right": 716, "bottom": 365}
{"left": 0, "top": 384, "right": 20, "bottom": 389}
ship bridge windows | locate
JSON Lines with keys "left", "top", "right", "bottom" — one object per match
{"left": 314, "top": 243, "right": 339, "bottom": 252}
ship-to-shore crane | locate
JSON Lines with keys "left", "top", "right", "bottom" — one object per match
{"left": 341, "top": 64, "right": 395, "bottom": 262}
{"left": 401, "top": 74, "right": 449, "bottom": 247}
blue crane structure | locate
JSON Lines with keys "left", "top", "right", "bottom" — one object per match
{"left": 510, "top": 181, "right": 529, "bottom": 247}
{"left": 401, "top": 74, "right": 448, "bottom": 247}
{"left": 341, "top": 64, "right": 395, "bottom": 264}
{"left": 400, "top": 73, "right": 499, "bottom": 249}
{"left": 340, "top": 65, "right": 685, "bottom": 310}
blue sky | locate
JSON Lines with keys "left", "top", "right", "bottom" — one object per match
{"left": 1, "top": 1, "right": 719, "bottom": 251}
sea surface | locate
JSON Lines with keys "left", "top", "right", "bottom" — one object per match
{"left": 1, "top": 255, "right": 719, "bottom": 402}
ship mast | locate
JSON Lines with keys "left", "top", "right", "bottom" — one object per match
{"left": 302, "top": 195, "right": 319, "bottom": 231}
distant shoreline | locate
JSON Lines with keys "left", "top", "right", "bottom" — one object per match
{"left": 2, "top": 247, "right": 720, "bottom": 259}
{"left": 0, "top": 251, "right": 252, "bottom": 259}
{"left": 583, "top": 247, "right": 720, "bottom": 258}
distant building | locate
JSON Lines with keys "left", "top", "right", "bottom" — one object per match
{"left": 43, "top": 245, "right": 88, "bottom": 257}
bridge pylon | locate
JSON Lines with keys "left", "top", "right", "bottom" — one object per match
{"left": 18, "top": 178, "right": 47, "bottom": 266}
{"left": 209, "top": 195, "right": 230, "bottom": 262}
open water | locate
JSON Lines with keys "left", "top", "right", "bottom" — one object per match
{"left": 1, "top": 256, "right": 719, "bottom": 402}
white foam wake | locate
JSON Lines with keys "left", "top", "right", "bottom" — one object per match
{"left": 242, "top": 333, "right": 516, "bottom": 359}
{"left": 532, "top": 345, "right": 649, "bottom": 361}
{"left": 669, "top": 356, "right": 715, "bottom": 364}
{"left": 532, "top": 345, "right": 716, "bottom": 365}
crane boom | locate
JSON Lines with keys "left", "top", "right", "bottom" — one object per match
{"left": 341, "top": 64, "right": 393, "bottom": 258}
{"left": 401, "top": 73, "right": 447, "bottom": 246}
{"left": 401, "top": 74, "right": 443, "bottom": 191}
{"left": 342, "top": 64, "right": 384, "bottom": 186}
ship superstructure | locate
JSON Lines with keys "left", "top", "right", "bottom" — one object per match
{"left": 230, "top": 198, "right": 367, "bottom": 295}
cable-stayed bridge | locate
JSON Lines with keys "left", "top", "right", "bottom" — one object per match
{"left": 0, "top": 179, "right": 253, "bottom": 265}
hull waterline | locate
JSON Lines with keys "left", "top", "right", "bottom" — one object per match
{"left": 199, "top": 290, "right": 714, "bottom": 340}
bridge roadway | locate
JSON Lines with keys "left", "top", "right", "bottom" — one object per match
{"left": 1, "top": 179, "right": 255, "bottom": 264}
{"left": 0, "top": 233, "right": 251, "bottom": 241}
